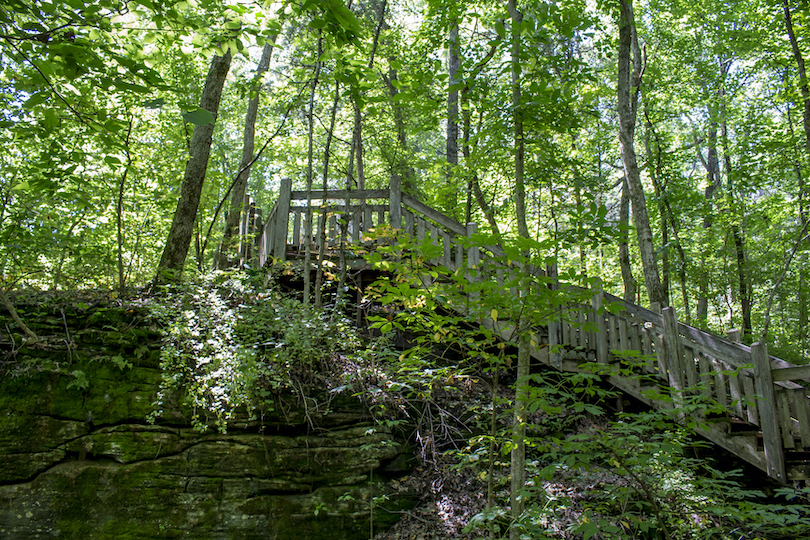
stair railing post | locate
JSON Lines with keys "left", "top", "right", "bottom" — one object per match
{"left": 273, "top": 177, "right": 292, "bottom": 260}
{"left": 727, "top": 329, "right": 741, "bottom": 343}
{"left": 592, "top": 289, "right": 608, "bottom": 365}
{"left": 753, "top": 341, "right": 787, "bottom": 483}
{"left": 662, "top": 307, "right": 686, "bottom": 409}
{"left": 389, "top": 175, "right": 402, "bottom": 230}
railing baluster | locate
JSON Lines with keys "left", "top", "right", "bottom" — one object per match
{"left": 742, "top": 374, "right": 759, "bottom": 425}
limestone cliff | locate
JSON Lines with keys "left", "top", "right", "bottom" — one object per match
{"left": 0, "top": 300, "right": 415, "bottom": 539}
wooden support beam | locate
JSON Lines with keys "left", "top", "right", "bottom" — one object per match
{"left": 403, "top": 195, "right": 467, "bottom": 236}
{"left": 662, "top": 307, "right": 685, "bottom": 395}
{"left": 291, "top": 189, "right": 388, "bottom": 200}
{"left": 273, "top": 177, "right": 292, "bottom": 260}
{"left": 753, "top": 342, "right": 786, "bottom": 483}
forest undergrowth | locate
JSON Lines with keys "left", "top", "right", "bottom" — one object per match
{"left": 3, "top": 268, "right": 810, "bottom": 540}
{"left": 139, "top": 268, "right": 810, "bottom": 540}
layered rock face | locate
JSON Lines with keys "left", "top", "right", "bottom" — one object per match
{"left": 0, "top": 304, "right": 414, "bottom": 539}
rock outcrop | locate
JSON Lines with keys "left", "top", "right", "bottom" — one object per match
{"left": 0, "top": 302, "right": 415, "bottom": 539}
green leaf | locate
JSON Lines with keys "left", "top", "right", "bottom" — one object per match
{"left": 42, "top": 109, "right": 59, "bottom": 132}
{"left": 24, "top": 93, "right": 48, "bottom": 109}
{"left": 309, "top": 18, "right": 327, "bottom": 29}
{"left": 182, "top": 107, "right": 215, "bottom": 126}
{"left": 142, "top": 98, "right": 166, "bottom": 109}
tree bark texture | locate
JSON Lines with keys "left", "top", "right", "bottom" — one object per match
{"left": 784, "top": 0, "right": 810, "bottom": 347}
{"left": 507, "top": 2, "right": 528, "bottom": 537}
{"left": 509, "top": 0, "right": 529, "bottom": 241}
{"left": 446, "top": 18, "right": 460, "bottom": 170}
{"left": 303, "top": 36, "right": 323, "bottom": 306}
{"left": 216, "top": 40, "right": 276, "bottom": 270}
{"left": 618, "top": 178, "right": 638, "bottom": 303}
{"left": 155, "top": 51, "right": 232, "bottom": 284}
{"left": 617, "top": 0, "right": 666, "bottom": 307}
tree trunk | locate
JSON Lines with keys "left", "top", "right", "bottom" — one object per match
{"left": 784, "top": 0, "right": 810, "bottom": 347}
{"left": 116, "top": 120, "right": 133, "bottom": 295}
{"left": 722, "top": 117, "right": 752, "bottom": 338}
{"left": 509, "top": 0, "right": 528, "bottom": 241}
{"left": 461, "top": 43, "right": 499, "bottom": 235}
{"left": 643, "top": 118, "right": 670, "bottom": 305}
{"left": 618, "top": 178, "right": 638, "bottom": 303}
{"left": 446, "top": 16, "right": 460, "bottom": 180}
{"left": 617, "top": 0, "right": 666, "bottom": 307}
{"left": 215, "top": 40, "right": 276, "bottom": 270}
{"left": 303, "top": 36, "right": 323, "bottom": 306}
{"left": 155, "top": 51, "right": 232, "bottom": 284}
{"left": 384, "top": 67, "right": 415, "bottom": 194}
{"left": 645, "top": 111, "right": 691, "bottom": 322}
{"left": 507, "top": 1, "right": 528, "bottom": 537}
{"left": 315, "top": 79, "right": 341, "bottom": 309}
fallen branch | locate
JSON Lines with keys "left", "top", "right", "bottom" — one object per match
{"left": 0, "top": 288, "right": 37, "bottom": 342}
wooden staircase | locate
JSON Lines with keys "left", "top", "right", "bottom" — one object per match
{"left": 248, "top": 177, "right": 810, "bottom": 484}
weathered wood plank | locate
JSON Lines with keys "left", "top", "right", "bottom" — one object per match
{"left": 402, "top": 194, "right": 467, "bottom": 236}
{"left": 442, "top": 231, "right": 452, "bottom": 269}
{"left": 351, "top": 209, "right": 360, "bottom": 243}
{"left": 777, "top": 390, "right": 795, "bottom": 450}
{"left": 728, "top": 372, "right": 745, "bottom": 419}
{"left": 684, "top": 346, "right": 699, "bottom": 390}
{"left": 292, "top": 210, "right": 302, "bottom": 248}
{"left": 291, "top": 189, "right": 389, "bottom": 200}
{"left": 698, "top": 353, "right": 713, "bottom": 400}
{"left": 772, "top": 365, "right": 810, "bottom": 382}
{"left": 404, "top": 210, "right": 414, "bottom": 236}
{"left": 274, "top": 178, "right": 292, "bottom": 259}
{"left": 713, "top": 361, "right": 730, "bottom": 410}
{"left": 753, "top": 342, "right": 786, "bottom": 483}
{"left": 363, "top": 204, "right": 373, "bottom": 234}
{"left": 791, "top": 389, "right": 810, "bottom": 449}
{"left": 742, "top": 374, "right": 758, "bottom": 426}
{"left": 593, "top": 292, "right": 608, "bottom": 365}
{"left": 662, "top": 308, "right": 685, "bottom": 393}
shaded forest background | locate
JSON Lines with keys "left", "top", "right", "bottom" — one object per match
{"left": 1, "top": 0, "right": 809, "bottom": 362}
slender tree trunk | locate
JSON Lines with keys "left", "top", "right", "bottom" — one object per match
{"left": 215, "top": 39, "right": 276, "bottom": 270}
{"left": 697, "top": 98, "right": 721, "bottom": 323}
{"left": 303, "top": 36, "right": 323, "bottom": 306}
{"left": 116, "top": 120, "right": 133, "bottom": 295}
{"left": 617, "top": 0, "right": 666, "bottom": 307}
{"left": 645, "top": 111, "right": 691, "bottom": 321}
{"left": 315, "top": 79, "right": 341, "bottom": 309}
{"left": 619, "top": 178, "right": 638, "bottom": 303}
{"left": 155, "top": 50, "right": 232, "bottom": 284}
{"left": 643, "top": 112, "right": 670, "bottom": 306}
{"left": 383, "top": 67, "right": 415, "bottom": 194}
{"left": 784, "top": 0, "right": 810, "bottom": 347}
{"left": 507, "top": 1, "right": 529, "bottom": 537}
{"left": 509, "top": 0, "right": 528, "bottom": 241}
{"left": 460, "top": 43, "right": 498, "bottom": 234}
{"left": 446, "top": 15, "right": 460, "bottom": 215}
{"left": 721, "top": 116, "right": 752, "bottom": 338}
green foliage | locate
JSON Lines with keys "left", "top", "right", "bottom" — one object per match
{"left": 147, "top": 270, "right": 369, "bottom": 432}
{"left": 147, "top": 272, "right": 263, "bottom": 432}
